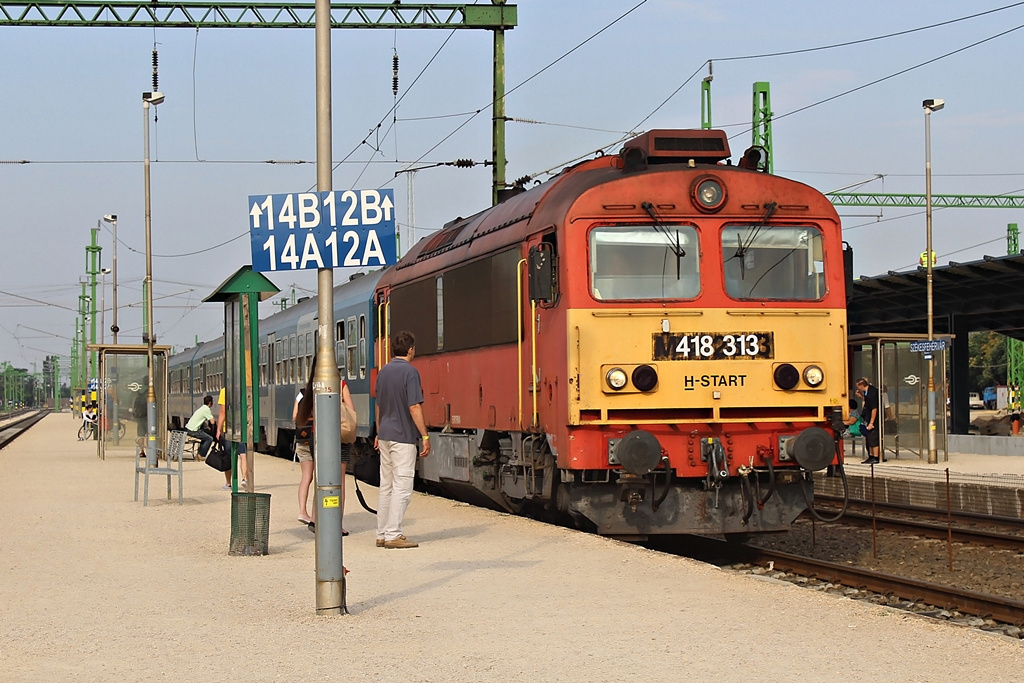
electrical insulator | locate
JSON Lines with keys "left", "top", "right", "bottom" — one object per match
{"left": 454, "top": 159, "right": 474, "bottom": 168}
{"left": 152, "top": 49, "right": 159, "bottom": 91}
{"left": 392, "top": 54, "right": 399, "bottom": 96}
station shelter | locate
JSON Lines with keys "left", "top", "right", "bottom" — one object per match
{"left": 847, "top": 252, "right": 1024, "bottom": 436}
{"left": 86, "top": 343, "right": 171, "bottom": 461}
{"left": 848, "top": 333, "right": 948, "bottom": 461}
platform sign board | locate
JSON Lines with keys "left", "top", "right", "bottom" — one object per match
{"left": 909, "top": 339, "right": 947, "bottom": 353}
{"left": 248, "top": 189, "right": 397, "bottom": 272}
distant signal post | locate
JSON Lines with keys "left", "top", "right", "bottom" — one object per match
{"left": 248, "top": 189, "right": 397, "bottom": 272}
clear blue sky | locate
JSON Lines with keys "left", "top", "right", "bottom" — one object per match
{"left": 3, "top": 0, "right": 1024, "bottom": 376}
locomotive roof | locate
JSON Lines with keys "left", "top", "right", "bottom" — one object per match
{"left": 378, "top": 138, "right": 838, "bottom": 288}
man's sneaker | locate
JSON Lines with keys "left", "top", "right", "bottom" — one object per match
{"left": 376, "top": 539, "right": 385, "bottom": 548}
{"left": 383, "top": 535, "right": 418, "bottom": 549}
{"left": 221, "top": 484, "right": 232, "bottom": 490}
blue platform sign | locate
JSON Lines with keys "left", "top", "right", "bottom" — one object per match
{"left": 909, "top": 339, "right": 947, "bottom": 353}
{"left": 248, "top": 189, "right": 397, "bottom": 272}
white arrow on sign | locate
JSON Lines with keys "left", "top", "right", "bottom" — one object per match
{"left": 249, "top": 196, "right": 273, "bottom": 229}
{"left": 380, "top": 194, "right": 394, "bottom": 221}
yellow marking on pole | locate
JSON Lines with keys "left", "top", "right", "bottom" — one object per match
{"left": 322, "top": 496, "right": 340, "bottom": 508}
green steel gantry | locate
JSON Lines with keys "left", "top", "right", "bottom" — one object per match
{"left": 0, "top": 1, "right": 517, "bottom": 204}
{"left": 826, "top": 192, "right": 1024, "bottom": 209}
{"left": 0, "top": 1, "right": 515, "bottom": 28}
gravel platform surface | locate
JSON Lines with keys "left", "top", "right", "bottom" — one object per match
{"left": 2, "top": 414, "right": 1021, "bottom": 682}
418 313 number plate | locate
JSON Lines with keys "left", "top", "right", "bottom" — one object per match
{"left": 653, "top": 332, "right": 774, "bottom": 360}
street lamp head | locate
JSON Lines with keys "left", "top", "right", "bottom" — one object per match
{"left": 142, "top": 91, "right": 165, "bottom": 106}
{"left": 101, "top": 268, "right": 112, "bottom": 275}
{"left": 923, "top": 98, "right": 945, "bottom": 112}
{"left": 102, "top": 214, "right": 117, "bottom": 223}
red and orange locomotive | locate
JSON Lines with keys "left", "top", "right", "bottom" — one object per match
{"left": 373, "top": 129, "right": 847, "bottom": 538}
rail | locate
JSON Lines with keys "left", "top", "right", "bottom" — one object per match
{"left": 0, "top": 409, "right": 49, "bottom": 450}
{"left": 742, "top": 546, "right": 1024, "bottom": 627}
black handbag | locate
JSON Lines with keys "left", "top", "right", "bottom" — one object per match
{"left": 205, "top": 445, "right": 232, "bottom": 472}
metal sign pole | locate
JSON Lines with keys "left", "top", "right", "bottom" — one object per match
{"left": 313, "top": 0, "right": 345, "bottom": 615}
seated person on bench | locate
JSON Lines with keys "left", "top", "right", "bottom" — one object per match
{"left": 185, "top": 395, "right": 217, "bottom": 459}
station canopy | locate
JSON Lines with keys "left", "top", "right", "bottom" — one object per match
{"left": 848, "top": 252, "right": 1024, "bottom": 341}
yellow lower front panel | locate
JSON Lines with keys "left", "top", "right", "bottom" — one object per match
{"left": 567, "top": 307, "right": 847, "bottom": 425}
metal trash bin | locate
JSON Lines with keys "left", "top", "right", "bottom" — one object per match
{"left": 230, "top": 492, "right": 271, "bottom": 556}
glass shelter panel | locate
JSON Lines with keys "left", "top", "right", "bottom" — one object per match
{"left": 96, "top": 346, "right": 169, "bottom": 460}
{"left": 850, "top": 336, "right": 947, "bottom": 461}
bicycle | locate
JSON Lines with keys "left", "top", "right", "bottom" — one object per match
{"left": 77, "top": 417, "right": 126, "bottom": 441}
{"left": 78, "top": 421, "right": 97, "bottom": 441}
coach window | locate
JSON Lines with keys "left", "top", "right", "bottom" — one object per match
{"left": 436, "top": 276, "right": 444, "bottom": 351}
{"left": 259, "top": 344, "right": 266, "bottom": 386}
{"left": 359, "top": 314, "right": 367, "bottom": 379}
{"left": 275, "top": 340, "right": 282, "bottom": 385}
{"left": 305, "top": 332, "right": 313, "bottom": 378}
{"left": 721, "top": 225, "right": 825, "bottom": 300}
{"left": 590, "top": 224, "right": 700, "bottom": 300}
{"left": 336, "top": 322, "right": 346, "bottom": 377}
{"left": 346, "top": 317, "right": 358, "bottom": 380}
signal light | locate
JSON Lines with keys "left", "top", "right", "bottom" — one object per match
{"left": 773, "top": 363, "right": 800, "bottom": 390}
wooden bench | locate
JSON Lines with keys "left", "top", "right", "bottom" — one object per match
{"left": 134, "top": 430, "right": 185, "bottom": 506}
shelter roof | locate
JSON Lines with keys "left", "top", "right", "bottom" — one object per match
{"left": 848, "top": 252, "right": 1024, "bottom": 341}
{"left": 203, "top": 266, "right": 280, "bottom": 303}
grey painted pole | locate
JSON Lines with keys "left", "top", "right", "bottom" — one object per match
{"left": 103, "top": 213, "right": 120, "bottom": 445}
{"left": 142, "top": 92, "right": 162, "bottom": 468}
{"left": 313, "top": 0, "right": 346, "bottom": 615}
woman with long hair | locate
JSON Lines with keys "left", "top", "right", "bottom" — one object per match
{"left": 293, "top": 355, "right": 355, "bottom": 533}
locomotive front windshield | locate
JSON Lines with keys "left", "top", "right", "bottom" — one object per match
{"left": 590, "top": 225, "right": 700, "bottom": 301}
{"left": 721, "top": 225, "right": 825, "bottom": 300}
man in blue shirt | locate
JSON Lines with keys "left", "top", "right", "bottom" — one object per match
{"left": 373, "top": 331, "right": 431, "bottom": 549}
{"left": 185, "top": 395, "right": 217, "bottom": 459}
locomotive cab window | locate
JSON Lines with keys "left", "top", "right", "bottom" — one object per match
{"left": 590, "top": 225, "right": 700, "bottom": 301}
{"left": 722, "top": 225, "right": 825, "bottom": 300}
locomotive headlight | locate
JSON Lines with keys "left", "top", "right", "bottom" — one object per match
{"left": 803, "top": 365, "right": 824, "bottom": 387}
{"left": 692, "top": 176, "right": 726, "bottom": 212}
{"left": 606, "top": 367, "right": 628, "bottom": 391}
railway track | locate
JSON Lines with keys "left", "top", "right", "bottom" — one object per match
{"left": 740, "top": 545, "right": 1024, "bottom": 627}
{"left": 650, "top": 533, "right": 1024, "bottom": 629}
{"left": 0, "top": 409, "right": 49, "bottom": 450}
{"left": 810, "top": 495, "right": 1024, "bottom": 552}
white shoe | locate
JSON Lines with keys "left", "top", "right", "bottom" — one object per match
{"left": 241, "top": 479, "right": 247, "bottom": 487}
{"left": 221, "top": 484, "right": 231, "bottom": 490}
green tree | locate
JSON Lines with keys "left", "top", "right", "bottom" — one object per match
{"left": 968, "top": 331, "right": 1007, "bottom": 392}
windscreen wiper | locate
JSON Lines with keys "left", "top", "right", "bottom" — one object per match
{"left": 729, "top": 201, "right": 778, "bottom": 280}
{"left": 641, "top": 201, "right": 685, "bottom": 279}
